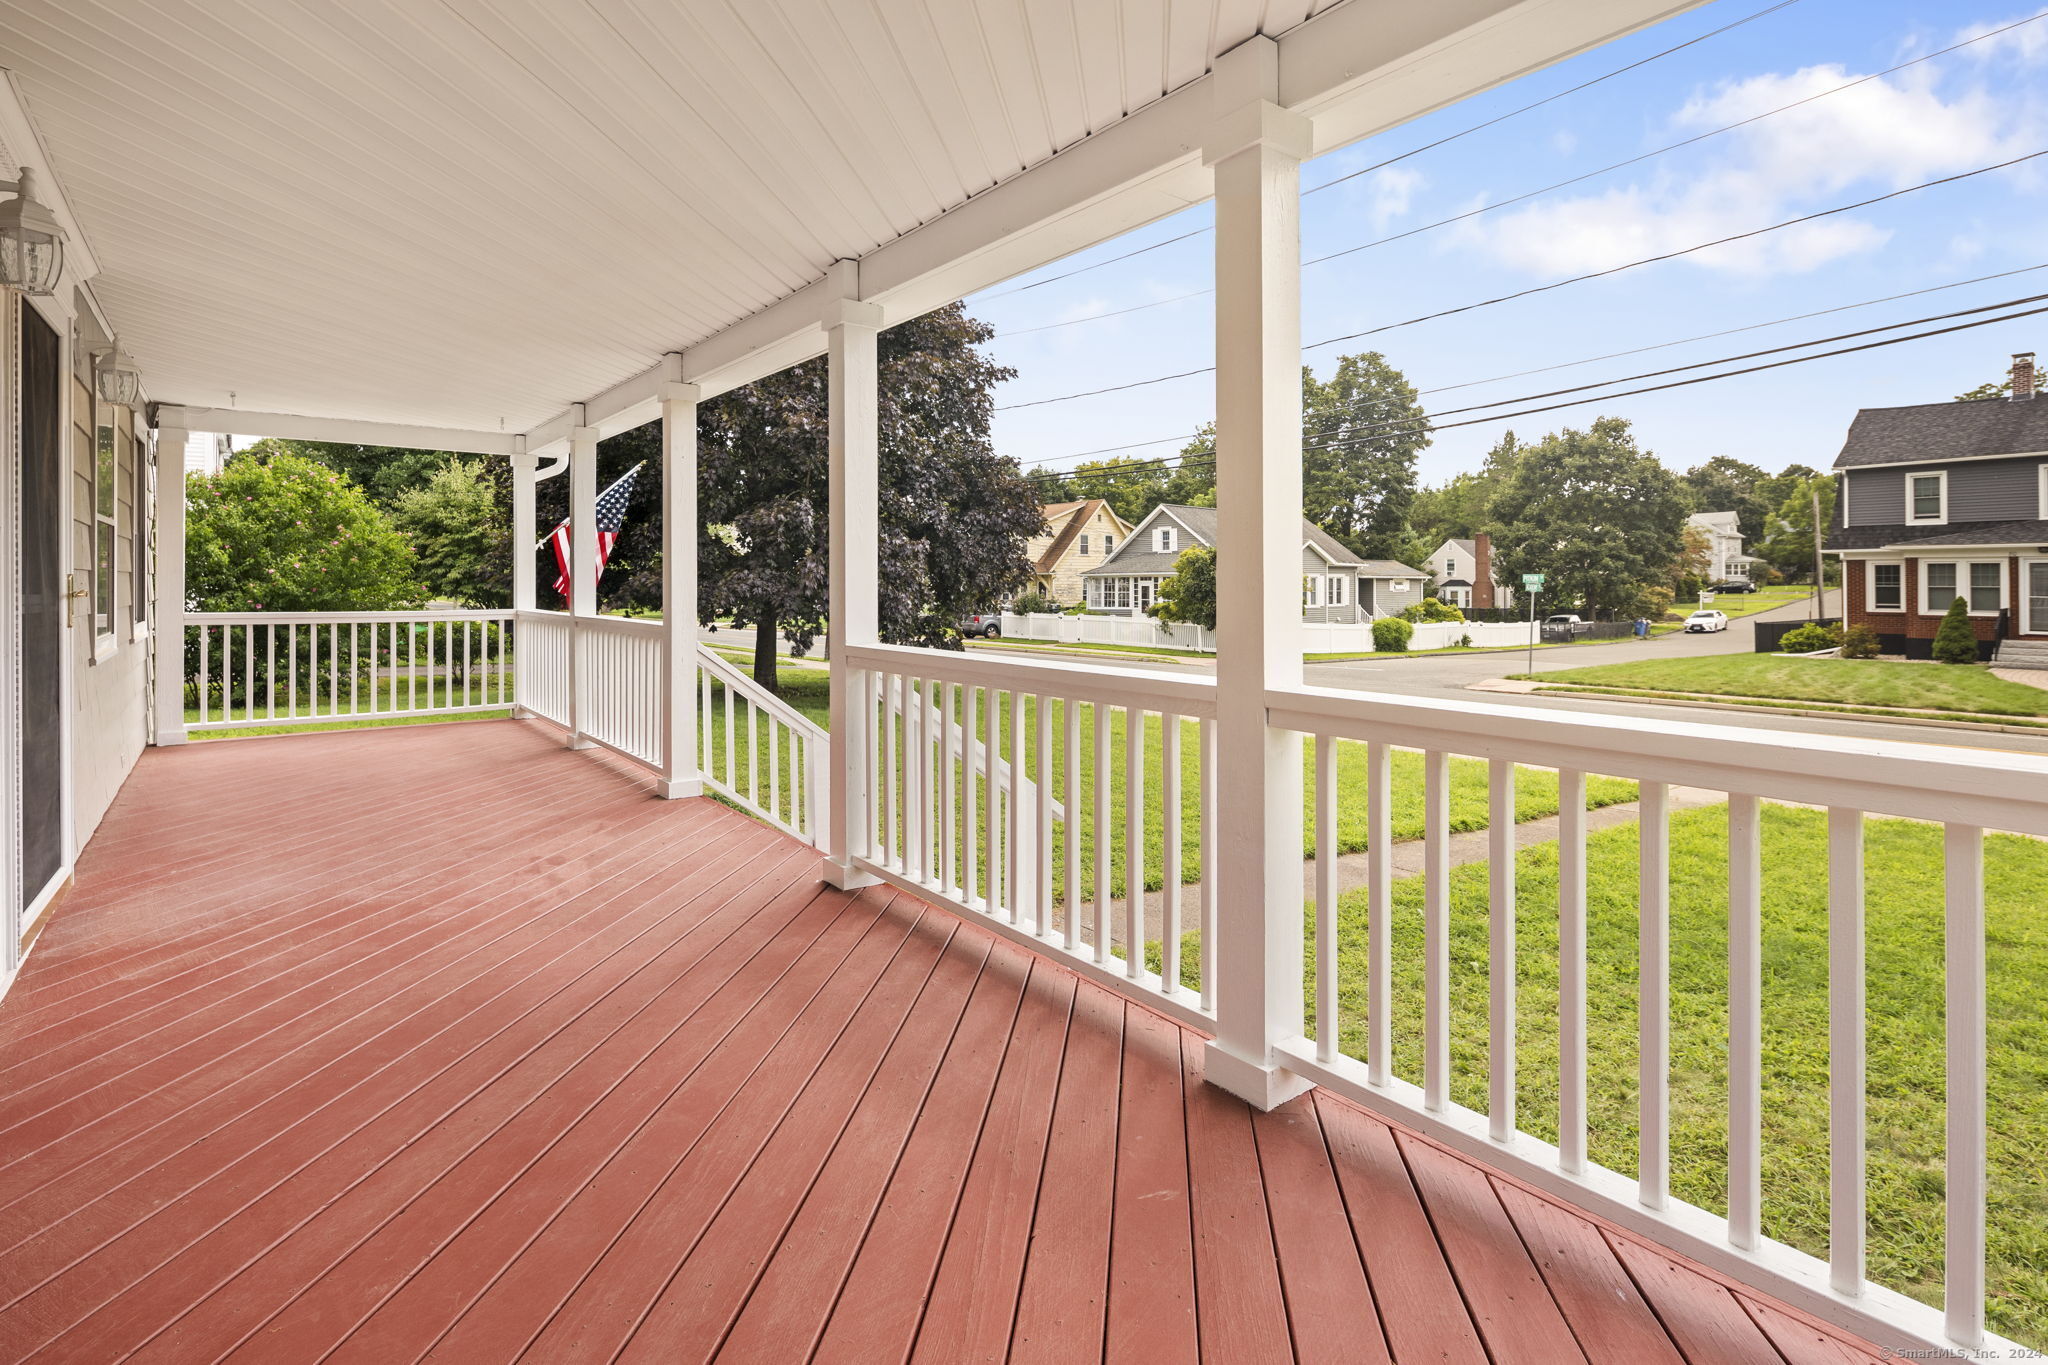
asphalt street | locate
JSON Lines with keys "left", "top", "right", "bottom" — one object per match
{"left": 705, "top": 592, "right": 2048, "bottom": 758}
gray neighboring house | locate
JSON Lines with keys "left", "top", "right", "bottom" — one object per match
{"left": 1080, "top": 504, "right": 1423, "bottom": 621}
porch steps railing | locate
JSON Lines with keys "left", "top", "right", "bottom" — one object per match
{"left": 695, "top": 647, "right": 825, "bottom": 844}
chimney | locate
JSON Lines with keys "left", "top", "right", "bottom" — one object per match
{"left": 2012, "top": 352, "right": 2036, "bottom": 401}
{"left": 1473, "top": 532, "right": 1495, "bottom": 609}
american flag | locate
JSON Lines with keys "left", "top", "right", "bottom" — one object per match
{"left": 547, "top": 462, "right": 644, "bottom": 597}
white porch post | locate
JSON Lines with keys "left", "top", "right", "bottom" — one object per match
{"left": 509, "top": 442, "right": 536, "bottom": 719}
{"left": 823, "top": 292, "right": 884, "bottom": 889}
{"left": 151, "top": 424, "right": 189, "bottom": 746}
{"left": 658, "top": 377, "right": 702, "bottom": 798}
{"left": 1204, "top": 38, "right": 1315, "bottom": 1110}
{"left": 565, "top": 418, "right": 597, "bottom": 750}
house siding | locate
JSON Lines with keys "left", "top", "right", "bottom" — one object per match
{"left": 1844, "top": 457, "right": 2044, "bottom": 526}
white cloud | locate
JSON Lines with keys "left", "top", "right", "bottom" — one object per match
{"left": 1457, "top": 61, "right": 2024, "bottom": 280}
{"left": 1357, "top": 166, "right": 1424, "bottom": 230}
{"left": 1954, "top": 7, "right": 2048, "bottom": 62}
{"left": 1550, "top": 129, "right": 1578, "bottom": 157}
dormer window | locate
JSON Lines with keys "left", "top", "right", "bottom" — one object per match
{"left": 1909, "top": 471, "right": 1946, "bottom": 523}
{"left": 1155, "top": 526, "right": 1176, "bottom": 553}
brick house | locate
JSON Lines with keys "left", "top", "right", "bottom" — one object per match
{"left": 1827, "top": 353, "right": 2048, "bottom": 661}
{"left": 1021, "top": 499, "right": 1133, "bottom": 605}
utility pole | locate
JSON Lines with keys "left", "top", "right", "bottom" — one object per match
{"left": 1811, "top": 484, "right": 1825, "bottom": 623}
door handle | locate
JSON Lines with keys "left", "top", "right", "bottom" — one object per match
{"left": 64, "top": 572, "right": 89, "bottom": 629}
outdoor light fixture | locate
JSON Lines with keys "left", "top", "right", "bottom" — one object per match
{"left": 0, "top": 165, "right": 65, "bottom": 296}
{"left": 94, "top": 343, "right": 141, "bottom": 407}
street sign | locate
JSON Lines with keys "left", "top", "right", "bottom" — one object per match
{"left": 1700, "top": 591, "right": 1715, "bottom": 604}
{"left": 1522, "top": 573, "right": 1545, "bottom": 590}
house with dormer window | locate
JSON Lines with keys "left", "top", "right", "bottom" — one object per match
{"left": 1020, "top": 499, "right": 1133, "bottom": 604}
{"left": 1827, "top": 352, "right": 2048, "bottom": 663}
{"left": 1081, "top": 503, "right": 1421, "bottom": 620}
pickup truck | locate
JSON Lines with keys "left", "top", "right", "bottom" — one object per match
{"left": 1539, "top": 614, "right": 1591, "bottom": 641}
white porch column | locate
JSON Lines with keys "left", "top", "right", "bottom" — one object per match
{"left": 509, "top": 443, "right": 536, "bottom": 719}
{"left": 151, "top": 425, "right": 189, "bottom": 746}
{"left": 658, "top": 379, "right": 702, "bottom": 799}
{"left": 823, "top": 293, "right": 884, "bottom": 889}
{"left": 565, "top": 420, "right": 597, "bottom": 749}
{"left": 1204, "top": 39, "right": 1315, "bottom": 1110}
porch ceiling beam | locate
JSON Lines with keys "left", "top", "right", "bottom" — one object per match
{"left": 154, "top": 404, "right": 517, "bottom": 456}
{"left": 518, "top": 0, "right": 1695, "bottom": 451}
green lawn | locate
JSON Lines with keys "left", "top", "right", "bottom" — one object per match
{"left": 1525, "top": 654, "right": 2048, "bottom": 719}
{"left": 1652, "top": 585, "right": 1821, "bottom": 633}
{"left": 701, "top": 667, "right": 1635, "bottom": 897}
{"left": 1147, "top": 804, "right": 2048, "bottom": 1346}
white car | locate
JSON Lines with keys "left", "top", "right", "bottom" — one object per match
{"left": 1683, "top": 609, "right": 1729, "bottom": 633}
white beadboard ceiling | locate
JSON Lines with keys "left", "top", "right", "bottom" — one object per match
{"left": 0, "top": 0, "right": 1671, "bottom": 435}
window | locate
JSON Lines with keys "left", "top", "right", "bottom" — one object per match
{"left": 1923, "top": 560, "right": 2005, "bottom": 615}
{"left": 1103, "top": 535, "right": 1114, "bottom": 555}
{"left": 1137, "top": 579, "right": 1156, "bottom": 610}
{"left": 94, "top": 399, "right": 115, "bottom": 643}
{"left": 1328, "top": 574, "right": 1347, "bottom": 607}
{"left": 1970, "top": 561, "right": 2003, "bottom": 613}
{"left": 1925, "top": 562, "right": 1957, "bottom": 612}
{"left": 1079, "top": 534, "right": 1089, "bottom": 556}
{"left": 132, "top": 417, "right": 150, "bottom": 631}
{"left": 1909, "top": 471, "right": 1946, "bottom": 523}
{"left": 1304, "top": 575, "right": 1323, "bottom": 608}
{"left": 1444, "top": 558, "right": 1456, "bottom": 578}
{"left": 1869, "top": 562, "right": 1903, "bottom": 612}
{"left": 1155, "top": 526, "right": 1176, "bottom": 553}
{"left": 1115, "top": 577, "right": 1131, "bottom": 609}
{"left": 2038, "top": 463, "right": 2047, "bottom": 519}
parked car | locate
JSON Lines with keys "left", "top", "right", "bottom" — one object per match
{"left": 959, "top": 612, "right": 1003, "bottom": 638}
{"left": 1539, "top": 613, "right": 1590, "bottom": 641}
{"left": 1684, "top": 609, "right": 1729, "bottom": 633}
{"left": 1711, "top": 579, "right": 1757, "bottom": 594}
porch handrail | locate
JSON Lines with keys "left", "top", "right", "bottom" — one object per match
{"left": 1266, "top": 678, "right": 2045, "bottom": 1354}
{"left": 187, "top": 608, "right": 509, "bottom": 624}
{"left": 845, "top": 641, "right": 1217, "bottom": 717}
{"left": 695, "top": 645, "right": 826, "bottom": 844}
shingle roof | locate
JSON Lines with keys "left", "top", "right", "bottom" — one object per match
{"left": 1032, "top": 498, "right": 1112, "bottom": 574}
{"left": 1082, "top": 504, "right": 1422, "bottom": 578}
{"left": 1833, "top": 397, "right": 2048, "bottom": 469}
{"left": 1826, "top": 519, "right": 2048, "bottom": 550}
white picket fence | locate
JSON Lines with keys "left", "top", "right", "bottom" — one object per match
{"left": 999, "top": 611, "right": 1535, "bottom": 653}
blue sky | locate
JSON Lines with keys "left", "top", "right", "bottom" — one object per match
{"left": 969, "top": 0, "right": 2048, "bottom": 490}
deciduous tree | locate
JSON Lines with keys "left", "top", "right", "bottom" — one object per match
{"left": 1149, "top": 544, "right": 1217, "bottom": 631}
{"left": 1302, "top": 352, "right": 1427, "bottom": 560}
{"left": 1485, "top": 416, "right": 1686, "bottom": 619}
{"left": 186, "top": 452, "right": 422, "bottom": 611}
{"left": 391, "top": 458, "right": 511, "bottom": 607}
{"left": 697, "top": 303, "right": 1041, "bottom": 688}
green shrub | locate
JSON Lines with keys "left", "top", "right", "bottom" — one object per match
{"left": 1932, "top": 596, "right": 1980, "bottom": 665}
{"left": 1840, "top": 623, "right": 1881, "bottom": 659}
{"left": 1373, "top": 616, "right": 1414, "bottom": 652}
{"left": 1776, "top": 622, "right": 1842, "bottom": 654}
{"left": 1011, "top": 590, "right": 1057, "bottom": 615}
{"left": 1401, "top": 597, "right": 1464, "bottom": 623}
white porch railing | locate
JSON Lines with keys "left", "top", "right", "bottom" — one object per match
{"left": 513, "top": 608, "right": 571, "bottom": 728}
{"left": 842, "top": 642, "right": 1218, "bottom": 1029}
{"left": 571, "top": 613, "right": 665, "bottom": 768}
{"left": 184, "top": 610, "right": 513, "bottom": 732}
{"left": 695, "top": 648, "right": 826, "bottom": 843}
{"left": 1264, "top": 681, "right": 2048, "bottom": 1354}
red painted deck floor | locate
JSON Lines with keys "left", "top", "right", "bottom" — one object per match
{"left": 0, "top": 720, "right": 1891, "bottom": 1363}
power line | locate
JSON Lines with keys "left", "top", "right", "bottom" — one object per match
{"left": 990, "top": 12, "right": 2037, "bottom": 350}
{"left": 996, "top": 150, "right": 2048, "bottom": 410}
{"left": 975, "top": 0, "right": 1799, "bottom": 304}
{"left": 1304, "top": 149, "right": 2048, "bottom": 350}
{"left": 1022, "top": 295, "right": 2048, "bottom": 481}
{"left": 1301, "top": 11, "right": 2047, "bottom": 270}
{"left": 1012, "top": 263, "right": 2048, "bottom": 468}
{"left": 1300, "top": 0, "right": 1803, "bottom": 200}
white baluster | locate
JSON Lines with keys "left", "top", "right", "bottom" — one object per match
{"left": 1639, "top": 781, "right": 1670, "bottom": 1205}
{"left": 1727, "top": 791, "right": 1762, "bottom": 1247}
{"left": 1560, "top": 767, "right": 1588, "bottom": 1173}
{"left": 1065, "top": 698, "right": 1082, "bottom": 952}
{"left": 1367, "top": 740, "right": 1391, "bottom": 1087}
{"left": 1315, "top": 734, "right": 1337, "bottom": 1062}
{"left": 1827, "top": 806, "right": 1863, "bottom": 1291}
{"left": 1036, "top": 693, "right": 1053, "bottom": 936}
{"left": 1124, "top": 706, "right": 1144, "bottom": 979}
{"left": 1161, "top": 714, "right": 1183, "bottom": 994}
{"left": 1094, "top": 703, "right": 1111, "bottom": 964}
{"left": 1424, "top": 749, "right": 1450, "bottom": 1112}
{"left": 1201, "top": 717, "right": 1216, "bottom": 1013}
{"left": 1945, "top": 822, "right": 1986, "bottom": 1348}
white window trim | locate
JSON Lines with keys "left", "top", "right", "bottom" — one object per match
{"left": 1918, "top": 558, "right": 2006, "bottom": 616}
{"left": 1156, "top": 527, "right": 1176, "bottom": 553}
{"left": 1079, "top": 534, "right": 1088, "bottom": 556}
{"left": 1304, "top": 574, "right": 1323, "bottom": 608}
{"left": 1907, "top": 469, "right": 1948, "bottom": 525}
{"left": 1328, "top": 574, "right": 1347, "bottom": 607}
{"left": 2038, "top": 462, "right": 2047, "bottom": 519}
{"left": 1864, "top": 559, "right": 1905, "bottom": 614}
